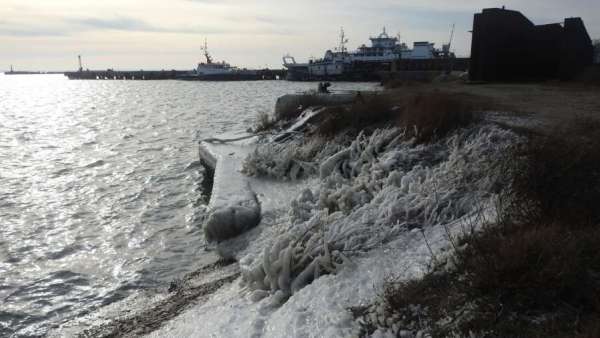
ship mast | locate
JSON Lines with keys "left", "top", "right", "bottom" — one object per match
{"left": 201, "top": 38, "right": 213, "bottom": 64}
{"left": 338, "top": 27, "right": 348, "bottom": 53}
{"left": 447, "top": 24, "right": 455, "bottom": 51}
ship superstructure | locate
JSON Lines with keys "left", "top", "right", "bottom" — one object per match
{"left": 178, "top": 39, "right": 261, "bottom": 81}
{"left": 195, "top": 39, "right": 235, "bottom": 76}
{"left": 283, "top": 27, "right": 455, "bottom": 81}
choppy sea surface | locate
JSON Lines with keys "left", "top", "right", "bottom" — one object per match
{"left": 0, "top": 74, "right": 377, "bottom": 337}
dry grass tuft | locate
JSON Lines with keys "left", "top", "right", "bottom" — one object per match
{"left": 315, "top": 93, "right": 395, "bottom": 136}
{"left": 396, "top": 91, "right": 482, "bottom": 142}
{"left": 315, "top": 91, "right": 490, "bottom": 141}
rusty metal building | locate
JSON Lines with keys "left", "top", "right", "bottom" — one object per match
{"left": 470, "top": 8, "right": 594, "bottom": 81}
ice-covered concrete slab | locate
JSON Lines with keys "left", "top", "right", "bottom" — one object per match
{"left": 199, "top": 137, "right": 261, "bottom": 243}
{"left": 199, "top": 104, "right": 331, "bottom": 244}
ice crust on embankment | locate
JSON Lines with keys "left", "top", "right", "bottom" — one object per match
{"left": 149, "top": 121, "right": 519, "bottom": 338}
{"left": 240, "top": 124, "right": 517, "bottom": 298}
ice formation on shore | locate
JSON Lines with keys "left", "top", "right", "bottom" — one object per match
{"left": 148, "top": 121, "right": 520, "bottom": 338}
{"left": 243, "top": 133, "right": 350, "bottom": 180}
{"left": 241, "top": 124, "right": 518, "bottom": 298}
{"left": 204, "top": 186, "right": 262, "bottom": 242}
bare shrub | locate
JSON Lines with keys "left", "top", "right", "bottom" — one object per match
{"left": 460, "top": 222, "right": 600, "bottom": 310}
{"left": 507, "top": 117, "right": 600, "bottom": 225}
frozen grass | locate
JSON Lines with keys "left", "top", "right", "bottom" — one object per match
{"left": 241, "top": 123, "right": 518, "bottom": 302}
{"left": 242, "top": 134, "right": 350, "bottom": 180}
{"left": 357, "top": 117, "right": 600, "bottom": 338}
{"left": 246, "top": 91, "right": 494, "bottom": 182}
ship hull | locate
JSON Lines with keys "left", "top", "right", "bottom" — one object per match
{"left": 285, "top": 61, "right": 390, "bottom": 82}
{"left": 177, "top": 73, "right": 263, "bottom": 81}
{"left": 284, "top": 59, "right": 469, "bottom": 82}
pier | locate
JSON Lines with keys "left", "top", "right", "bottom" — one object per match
{"left": 64, "top": 69, "right": 286, "bottom": 80}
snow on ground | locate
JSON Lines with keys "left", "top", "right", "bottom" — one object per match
{"left": 148, "top": 121, "right": 519, "bottom": 338}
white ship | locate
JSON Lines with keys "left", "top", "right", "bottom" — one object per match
{"left": 178, "top": 40, "right": 261, "bottom": 81}
{"left": 283, "top": 27, "right": 455, "bottom": 81}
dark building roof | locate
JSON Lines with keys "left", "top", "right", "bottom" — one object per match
{"left": 470, "top": 8, "right": 594, "bottom": 81}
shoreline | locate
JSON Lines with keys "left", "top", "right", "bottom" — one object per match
{"left": 67, "top": 81, "right": 600, "bottom": 337}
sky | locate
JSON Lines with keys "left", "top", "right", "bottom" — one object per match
{"left": 1, "top": 0, "right": 599, "bottom": 71}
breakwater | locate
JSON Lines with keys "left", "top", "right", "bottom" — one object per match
{"left": 64, "top": 69, "right": 287, "bottom": 80}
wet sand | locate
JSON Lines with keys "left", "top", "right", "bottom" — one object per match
{"left": 77, "top": 259, "right": 239, "bottom": 338}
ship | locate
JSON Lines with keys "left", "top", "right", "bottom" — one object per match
{"left": 177, "top": 40, "right": 262, "bottom": 81}
{"left": 283, "top": 27, "right": 456, "bottom": 81}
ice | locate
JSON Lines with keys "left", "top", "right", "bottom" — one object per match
{"left": 148, "top": 122, "right": 520, "bottom": 337}
{"left": 199, "top": 138, "right": 262, "bottom": 242}
{"left": 242, "top": 124, "right": 517, "bottom": 297}
{"left": 243, "top": 133, "right": 350, "bottom": 180}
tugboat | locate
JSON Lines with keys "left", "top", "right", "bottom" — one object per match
{"left": 178, "top": 39, "right": 262, "bottom": 81}
{"left": 283, "top": 27, "right": 456, "bottom": 81}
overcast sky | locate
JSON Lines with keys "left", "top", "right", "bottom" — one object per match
{"left": 1, "top": 0, "right": 599, "bottom": 71}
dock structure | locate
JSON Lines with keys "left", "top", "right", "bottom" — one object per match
{"left": 64, "top": 69, "right": 286, "bottom": 80}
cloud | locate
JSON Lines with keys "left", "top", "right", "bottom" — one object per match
{"left": 0, "top": 15, "right": 293, "bottom": 38}
{"left": 0, "top": 27, "right": 67, "bottom": 37}
{"left": 67, "top": 16, "right": 232, "bottom": 34}
{"left": 1, "top": 0, "right": 598, "bottom": 70}
{"left": 68, "top": 17, "right": 155, "bottom": 31}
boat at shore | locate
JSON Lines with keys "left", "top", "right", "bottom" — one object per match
{"left": 283, "top": 27, "right": 456, "bottom": 81}
{"left": 177, "top": 40, "right": 263, "bottom": 81}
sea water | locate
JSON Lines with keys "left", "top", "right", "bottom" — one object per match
{"left": 0, "top": 74, "right": 377, "bottom": 337}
